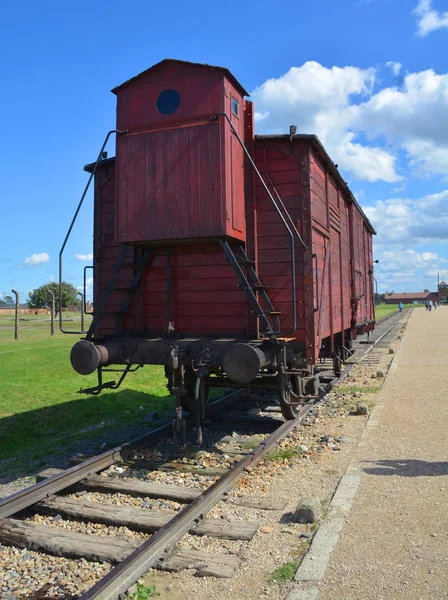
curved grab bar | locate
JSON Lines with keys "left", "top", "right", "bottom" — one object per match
{"left": 59, "top": 130, "right": 126, "bottom": 334}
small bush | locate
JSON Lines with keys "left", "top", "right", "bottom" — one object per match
{"left": 128, "top": 583, "right": 159, "bottom": 599}
{"left": 268, "top": 560, "right": 300, "bottom": 583}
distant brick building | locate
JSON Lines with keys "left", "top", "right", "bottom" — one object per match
{"left": 384, "top": 292, "right": 437, "bottom": 305}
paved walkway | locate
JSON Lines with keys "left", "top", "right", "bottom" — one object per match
{"left": 292, "top": 307, "right": 448, "bottom": 600}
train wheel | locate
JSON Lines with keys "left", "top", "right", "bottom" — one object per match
{"left": 279, "top": 375, "right": 301, "bottom": 420}
{"left": 182, "top": 369, "right": 209, "bottom": 413}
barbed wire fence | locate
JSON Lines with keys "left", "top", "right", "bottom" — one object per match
{"left": 0, "top": 289, "right": 93, "bottom": 339}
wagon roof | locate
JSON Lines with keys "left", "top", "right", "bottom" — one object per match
{"left": 255, "top": 134, "right": 376, "bottom": 235}
{"left": 111, "top": 58, "right": 249, "bottom": 96}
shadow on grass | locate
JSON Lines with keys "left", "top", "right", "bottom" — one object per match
{"left": 362, "top": 459, "right": 448, "bottom": 477}
{"left": 0, "top": 389, "right": 174, "bottom": 485}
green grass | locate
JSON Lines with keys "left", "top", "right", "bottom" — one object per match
{"left": 266, "top": 446, "right": 304, "bottom": 462}
{"left": 242, "top": 437, "right": 265, "bottom": 450}
{"left": 128, "top": 583, "right": 159, "bottom": 599}
{"left": 268, "top": 560, "right": 300, "bottom": 583}
{"left": 338, "top": 385, "right": 381, "bottom": 394}
{"left": 374, "top": 303, "right": 422, "bottom": 320}
{"left": 0, "top": 314, "right": 173, "bottom": 481}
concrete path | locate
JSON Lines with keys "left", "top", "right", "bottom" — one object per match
{"left": 293, "top": 307, "right": 448, "bottom": 600}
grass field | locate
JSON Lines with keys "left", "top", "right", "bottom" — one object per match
{"left": 374, "top": 303, "right": 422, "bottom": 320}
{"left": 0, "top": 303, "right": 417, "bottom": 483}
{"left": 0, "top": 314, "right": 173, "bottom": 483}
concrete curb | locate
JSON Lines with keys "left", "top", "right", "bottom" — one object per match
{"left": 284, "top": 314, "right": 407, "bottom": 600}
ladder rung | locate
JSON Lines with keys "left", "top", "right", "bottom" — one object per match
{"left": 100, "top": 311, "right": 126, "bottom": 317}
{"left": 238, "top": 258, "right": 256, "bottom": 267}
{"left": 251, "top": 284, "right": 270, "bottom": 291}
{"left": 267, "top": 311, "right": 282, "bottom": 315}
{"left": 112, "top": 287, "right": 132, "bottom": 293}
{"left": 121, "top": 263, "right": 146, "bottom": 270}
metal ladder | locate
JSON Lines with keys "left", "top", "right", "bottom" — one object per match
{"left": 220, "top": 239, "right": 280, "bottom": 343}
{"left": 85, "top": 246, "right": 153, "bottom": 341}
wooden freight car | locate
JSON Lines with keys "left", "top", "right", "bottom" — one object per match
{"left": 67, "top": 59, "right": 375, "bottom": 427}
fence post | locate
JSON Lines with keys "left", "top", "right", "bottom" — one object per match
{"left": 49, "top": 291, "right": 55, "bottom": 336}
{"left": 11, "top": 289, "right": 19, "bottom": 340}
{"left": 78, "top": 291, "right": 85, "bottom": 333}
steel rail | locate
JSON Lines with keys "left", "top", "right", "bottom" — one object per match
{"left": 80, "top": 394, "right": 324, "bottom": 599}
{"left": 0, "top": 310, "right": 408, "bottom": 599}
{"left": 0, "top": 389, "right": 246, "bottom": 519}
{"left": 79, "top": 313, "right": 408, "bottom": 600}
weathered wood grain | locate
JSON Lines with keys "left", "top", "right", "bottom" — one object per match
{"left": 68, "top": 455, "right": 228, "bottom": 476}
{"left": 35, "top": 496, "right": 258, "bottom": 540}
{"left": 230, "top": 497, "right": 287, "bottom": 511}
{"left": 0, "top": 518, "right": 139, "bottom": 563}
{"left": 158, "top": 547, "right": 240, "bottom": 578}
{"left": 37, "top": 469, "right": 201, "bottom": 503}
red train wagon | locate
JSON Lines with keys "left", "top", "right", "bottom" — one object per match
{"left": 67, "top": 59, "right": 376, "bottom": 427}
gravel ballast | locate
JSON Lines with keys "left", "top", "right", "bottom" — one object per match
{"left": 0, "top": 313, "right": 411, "bottom": 599}
{"left": 316, "top": 307, "right": 448, "bottom": 600}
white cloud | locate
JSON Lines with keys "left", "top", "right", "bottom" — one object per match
{"left": 336, "top": 132, "right": 401, "bottom": 182}
{"left": 386, "top": 61, "right": 402, "bottom": 77}
{"left": 365, "top": 189, "right": 448, "bottom": 246}
{"left": 77, "top": 277, "right": 93, "bottom": 293}
{"left": 252, "top": 61, "right": 448, "bottom": 182}
{"left": 20, "top": 252, "right": 50, "bottom": 268}
{"left": 413, "top": 0, "right": 448, "bottom": 37}
{"left": 351, "top": 69, "right": 448, "bottom": 177}
{"left": 76, "top": 253, "right": 93, "bottom": 261}
{"left": 251, "top": 61, "right": 401, "bottom": 183}
{"left": 374, "top": 246, "right": 447, "bottom": 292}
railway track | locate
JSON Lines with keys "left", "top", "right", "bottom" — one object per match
{"left": 0, "top": 310, "right": 409, "bottom": 600}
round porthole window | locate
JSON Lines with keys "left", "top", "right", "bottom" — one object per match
{"left": 156, "top": 89, "right": 180, "bottom": 115}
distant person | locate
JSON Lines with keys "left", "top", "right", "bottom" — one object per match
{"left": 425, "top": 301, "right": 429, "bottom": 311}
{"left": 398, "top": 302, "right": 403, "bottom": 312}
{"left": 434, "top": 301, "right": 438, "bottom": 310}
{"left": 429, "top": 300, "right": 432, "bottom": 311}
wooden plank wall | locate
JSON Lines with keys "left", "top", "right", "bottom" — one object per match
{"left": 309, "top": 150, "right": 354, "bottom": 354}
{"left": 142, "top": 245, "right": 249, "bottom": 334}
{"left": 254, "top": 142, "right": 308, "bottom": 341}
{"left": 94, "top": 162, "right": 249, "bottom": 337}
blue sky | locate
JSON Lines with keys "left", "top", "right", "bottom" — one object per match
{"left": 1, "top": 0, "right": 448, "bottom": 301}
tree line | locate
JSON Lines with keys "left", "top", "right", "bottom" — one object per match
{"left": 26, "top": 282, "right": 81, "bottom": 316}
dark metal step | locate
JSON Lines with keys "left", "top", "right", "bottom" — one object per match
{"left": 121, "top": 263, "right": 147, "bottom": 270}
{"left": 237, "top": 258, "right": 256, "bottom": 267}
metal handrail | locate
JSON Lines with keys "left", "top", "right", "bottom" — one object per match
{"left": 84, "top": 266, "right": 94, "bottom": 314}
{"left": 213, "top": 112, "right": 298, "bottom": 335}
{"left": 59, "top": 130, "right": 125, "bottom": 334}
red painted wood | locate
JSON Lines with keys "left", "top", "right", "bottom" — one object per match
{"left": 114, "top": 61, "right": 246, "bottom": 245}
{"left": 90, "top": 70, "right": 375, "bottom": 360}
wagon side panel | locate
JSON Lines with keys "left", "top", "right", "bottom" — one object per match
{"left": 253, "top": 140, "right": 309, "bottom": 342}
